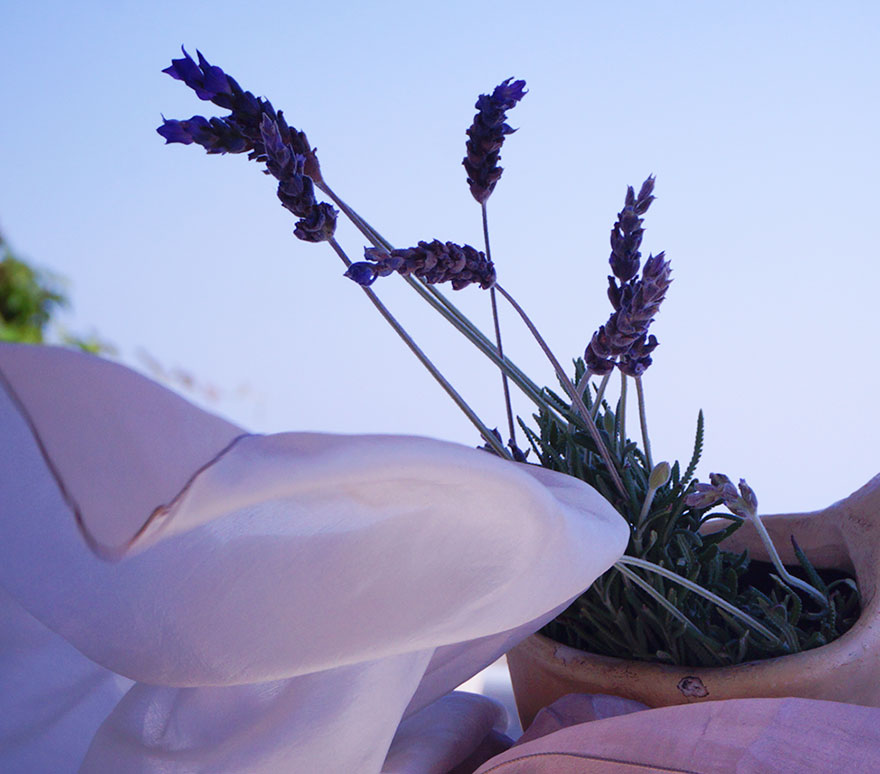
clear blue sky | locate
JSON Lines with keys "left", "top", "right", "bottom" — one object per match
{"left": 2, "top": 1, "right": 878, "bottom": 513}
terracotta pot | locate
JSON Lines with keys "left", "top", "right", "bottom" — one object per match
{"left": 507, "top": 474, "right": 880, "bottom": 730}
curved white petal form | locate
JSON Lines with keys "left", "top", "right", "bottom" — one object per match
{"left": 0, "top": 343, "right": 628, "bottom": 773}
{"left": 0, "top": 343, "right": 243, "bottom": 556}
{"left": 0, "top": 586, "right": 133, "bottom": 773}
{"left": 382, "top": 692, "right": 509, "bottom": 774}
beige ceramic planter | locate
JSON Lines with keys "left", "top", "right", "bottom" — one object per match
{"left": 507, "top": 473, "right": 880, "bottom": 730}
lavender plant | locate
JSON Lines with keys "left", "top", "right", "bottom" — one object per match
{"left": 158, "top": 48, "right": 859, "bottom": 667}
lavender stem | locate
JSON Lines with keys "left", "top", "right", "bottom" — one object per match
{"left": 635, "top": 375, "right": 653, "bottom": 470}
{"left": 321, "top": 181, "right": 394, "bottom": 252}
{"left": 616, "top": 556, "right": 781, "bottom": 644}
{"left": 327, "top": 237, "right": 511, "bottom": 460}
{"left": 746, "top": 510, "right": 828, "bottom": 608}
{"left": 320, "top": 182, "right": 551, "bottom": 415}
{"left": 482, "top": 202, "right": 516, "bottom": 447}
{"left": 575, "top": 368, "right": 593, "bottom": 399}
{"left": 614, "top": 562, "right": 710, "bottom": 645}
{"left": 590, "top": 371, "right": 612, "bottom": 420}
{"left": 494, "top": 283, "right": 626, "bottom": 497}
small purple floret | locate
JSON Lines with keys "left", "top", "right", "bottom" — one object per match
{"left": 157, "top": 115, "right": 249, "bottom": 154}
{"left": 157, "top": 119, "right": 195, "bottom": 145}
{"left": 293, "top": 202, "right": 337, "bottom": 243}
{"left": 618, "top": 334, "right": 658, "bottom": 377}
{"left": 162, "top": 47, "right": 232, "bottom": 103}
{"left": 609, "top": 175, "right": 655, "bottom": 283}
{"left": 345, "top": 262, "right": 379, "bottom": 286}
{"left": 259, "top": 114, "right": 292, "bottom": 171}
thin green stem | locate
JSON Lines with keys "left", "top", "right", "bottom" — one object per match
{"left": 745, "top": 509, "right": 828, "bottom": 609}
{"left": 416, "top": 280, "right": 546, "bottom": 402}
{"left": 634, "top": 463, "right": 671, "bottom": 551}
{"left": 494, "top": 283, "right": 626, "bottom": 498}
{"left": 589, "top": 371, "right": 612, "bottom": 420}
{"left": 322, "top": 182, "right": 394, "bottom": 251}
{"left": 575, "top": 368, "right": 593, "bottom": 399}
{"left": 635, "top": 376, "right": 653, "bottom": 470}
{"left": 619, "top": 371, "right": 627, "bottom": 454}
{"left": 400, "top": 274, "right": 551, "bottom": 410}
{"left": 327, "top": 237, "right": 511, "bottom": 460}
{"left": 321, "top": 182, "right": 553, "bottom": 418}
{"left": 615, "top": 555, "right": 781, "bottom": 644}
{"left": 482, "top": 201, "right": 516, "bottom": 447}
{"left": 638, "top": 485, "right": 659, "bottom": 525}
{"left": 615, "top": 563, "right": 706, "bottom": 640}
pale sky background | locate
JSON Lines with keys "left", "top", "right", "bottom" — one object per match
{"left": 2, "top": 0, "right": 878, "bottom": 514}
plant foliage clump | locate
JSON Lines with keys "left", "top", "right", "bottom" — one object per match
{"left": 528, "top": 373, "right": 860, "bottom": 666}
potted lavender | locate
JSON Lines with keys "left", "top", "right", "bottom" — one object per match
{"left": 157, "top": 49, "right": 871, "bottom": 727}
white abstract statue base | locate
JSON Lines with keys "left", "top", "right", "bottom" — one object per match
{"left": 0, "top": 343, "right": 627, "bottom": 773}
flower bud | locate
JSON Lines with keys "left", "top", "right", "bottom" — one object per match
{"left": 648, "top": 461, "right": 672, "bottom": 490}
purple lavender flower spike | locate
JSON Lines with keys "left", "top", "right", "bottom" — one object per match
{"left": 596, "top": 176, "right": 663, "bottom": 369}
{"left": 463, "top": 78, "right": 527, "bottom": 203}
{"left": 585, "top": 251, "right": 671, "bottom": 372}
{"left": 160, "top": 49, "right": 312, "bottom": 162}
{"left": 584, "top": 178, "right": 671, "bottom": 377}
{"left": 159, "top": 52, "right": 338, "bottom": 243}
{"left": 349, "top": 241, "right": 496, "bottom": 290}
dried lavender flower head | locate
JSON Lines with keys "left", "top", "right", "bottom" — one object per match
{"left": 463, "top": 78, "right": 527, "bottom": 204}
{"left": 158, "top": 48, "right": 336, "bottom": 243}
{"left": 585, "top": 177, "right": 671, "bottom": 377}
{"left": 685, "top": 473, "right": 758, "bottom": 520}
{"left": 162, "top": 47, "right": 233, "bottom": 105}
{"left": 345, "top": 241, "right": 496, "bottom": 290}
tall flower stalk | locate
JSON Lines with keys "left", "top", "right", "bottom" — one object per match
{"left": 158, "top": 50, "right": 859, "bottom": 667}
{"left": 462, "top": 77, "right": 527, "bottom": 452}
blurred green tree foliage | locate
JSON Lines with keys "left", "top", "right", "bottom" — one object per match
{"left": 0, "top": 233, "right": 65, "bottom": 343}
{"left": 0, "top": 231, "right": 107, "bottom": 353}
